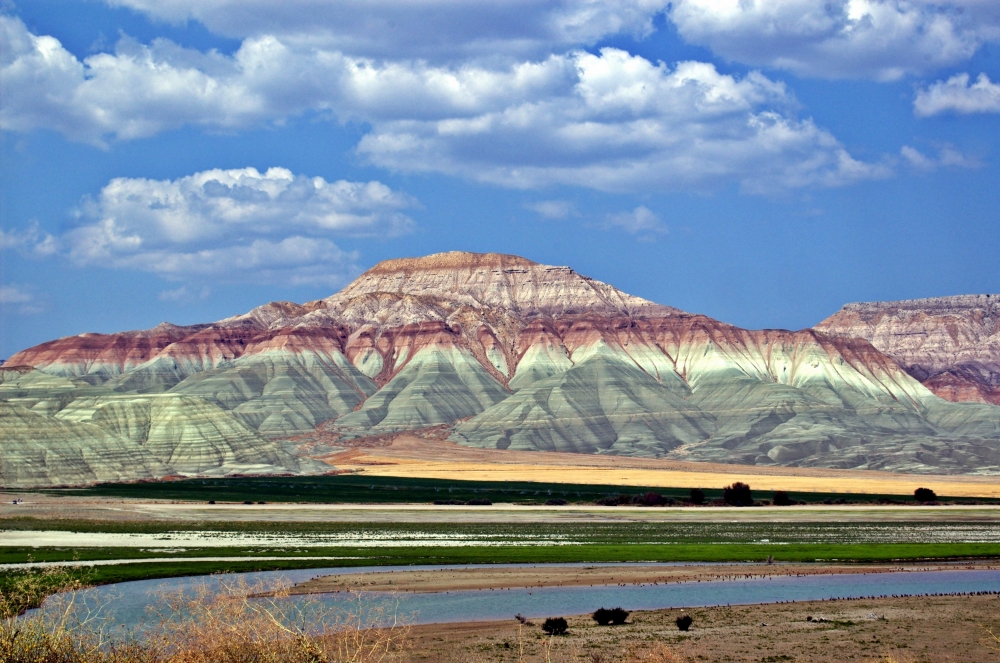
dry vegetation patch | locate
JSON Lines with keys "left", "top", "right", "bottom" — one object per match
{"left": 0, "top": 571, "right": 410, "bottom": 663}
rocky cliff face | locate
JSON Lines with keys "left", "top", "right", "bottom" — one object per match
{"left": 816, "top": 295, "right": 1000, "bottom": 406}
{"left": 4, "top": 252, "right": 999, "bottom": 486}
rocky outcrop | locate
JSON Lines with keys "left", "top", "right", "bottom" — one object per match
{"left": 816, "top": 295, "right": 1000, "bottom": 406}
{"left": 4, "top": 252, "right": 1000, "bottom": 484}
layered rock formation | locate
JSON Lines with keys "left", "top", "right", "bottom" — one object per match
{"left": 4, "top": 252, "right": 999, "bottom": 486}
{"left": 817, "top": 295, "right": 1000, "bottom": 406}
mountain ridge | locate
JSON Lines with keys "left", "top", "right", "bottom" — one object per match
{"left": 3, "top": 252, "right": 998, "bottom": 486}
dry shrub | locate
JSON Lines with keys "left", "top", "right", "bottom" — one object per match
{"left": 617, "top": 642, "right": 684, "bottom": 663}
{"left": 1, "top": 571, "right": 409, "bottom": 663}
{"left": 982, "top": 621, "right": 1000, "bottom": 654}
{"left": 0, "top": 566, "right": 147, "bottom": 663}
{"left": 153, "top": 575, "right": 410, "bottom": 663}
{"left": 0, "top": 565, "right": 87, "bottom": 619}
{"left": 867, "top": 655, "right": 914, "bottom": 663}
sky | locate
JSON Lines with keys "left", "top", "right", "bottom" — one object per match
{"left": 2, "top": 0, "right": 999, "bottom": 359}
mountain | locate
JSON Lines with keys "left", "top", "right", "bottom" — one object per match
{"left": 816, "top": 295, "right": 1000, "bottom": 407}
{"left": 3, "top": 252, "right": 999, "bottom": 486}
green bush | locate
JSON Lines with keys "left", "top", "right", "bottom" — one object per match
{"left": 772, "top": 490, "right": 792, "bottom": 506}
{"left": 592, "top": 607, "right": 630, "bottom": 625}
{"left": 541, "top": 617, "right": 568, "bottom": 635}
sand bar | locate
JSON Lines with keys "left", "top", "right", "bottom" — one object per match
{"left": 291, "top": 562, "right": 1000, "bottom": 594}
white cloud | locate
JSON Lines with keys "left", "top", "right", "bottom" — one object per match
{"left": 526, "top": 200, "right": 576, "bottom": 219}
{"left": 605, "top": 206, "right": 666, "bottom": 235}
{"left": 668, "top": 0, "right": 1000, "bottom": 80}
{"left": 0, "top": 285, "right": 32, "bottom": 304}
{"left": 357, "top": 50, "right": 890, "bottom": 193}
{"left": 1, "top": 18, "right": 886, "bottom": 192}
{"left": 3, "top": 167, "right": 414, "bottom": 286}
{"left": 0, "top": 285, "right": 43, "bottom": 314}
{"left": 158, "top": 285, "right": 211, "bottom": 302}
{"left": 108, "top": 236, "right": 359, "bottom": 286}
{"left": 900, "top": 144, "right": 977, "bottom": 170}
{"left": 0, "top": 221, "right": 58, "bottom": 256}
{"left": 914, "top": 72, "right": 1000, "bottom": 116}
{"left": 72, "top": 166, "right": 415, "bottom": 249}
{"left": 104, "top": 0, "right": 671, "bottom": 61}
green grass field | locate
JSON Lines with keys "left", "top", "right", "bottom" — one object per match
{"left": 44, "top": 475, "right": 992, "bottom": 505}
{"left": 4, "top": 542, "right": 1000, "bottom": 589}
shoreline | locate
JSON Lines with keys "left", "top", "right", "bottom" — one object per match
{"left": 291, "top": 561, "right": 1000, "bottom": 595}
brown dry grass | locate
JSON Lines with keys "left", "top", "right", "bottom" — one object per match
{"left": 0, "top": 571, "right": 410, "bottom": 663}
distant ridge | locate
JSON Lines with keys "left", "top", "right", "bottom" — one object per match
{"left": 364, "top": 251, "right": 539, "bottom": 274}
{"left": 817, "top": 294, "right": 1000, "bottom": 406}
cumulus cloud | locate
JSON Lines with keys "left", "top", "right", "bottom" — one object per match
{"left": 668, "top": 0, "right": 1000, "bottom": 80}
{"left": 604, "top": 205, "right": 666, "bottom": 236}
{"left": 2, "top": 167, "right": 415, "bottom": 286}
{"left": 358, "top": 49, "right": 890, "bottom": 193}
{"left": 104, "top": 0, "right": 671, "bottom": 61}
{"left": 914, "top": 72, "right": 1000, "bottom": 116}
{"left": 1, "top": 17, "right": 885, "bottom": 192}
{"left": 526, "top": 200, "right": 577, "bottom": 219}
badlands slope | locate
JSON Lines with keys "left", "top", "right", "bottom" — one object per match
{"left": 3, "top": 252, "right": 999, "bottom": 487}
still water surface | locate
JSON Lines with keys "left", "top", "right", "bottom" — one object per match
{"left": 44, "top": 564, "right": 1000, "bottom": 628}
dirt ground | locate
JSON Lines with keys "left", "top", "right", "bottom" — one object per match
{"left": 404, "top": 594, "right": 1000, "bottom": 662}
{"left": 293, "top": 563, "right": 999, "bottom": 595}
{"left": 2, "top": 490, "right": 1000, "bottom": 525}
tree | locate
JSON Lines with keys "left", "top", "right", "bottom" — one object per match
{"left": 542, "top": 617, "right": 568, "bottom": 635}
{"left": 633, "top": 491, "right": 669, "bottom": 507}
{"left": 772, "top": 490, "right": 792, "bottom": 506}
{"left": 689, "top": 488, "right": 705, "bottom": 505}
{"left": 676, "top": 615, "right": 693, "bottom": 631}
{"left": 914, "top": 487, "right": 937, "bottom": 502}
{"left": 723, "top": 482, "right": 753, "bottom": 506}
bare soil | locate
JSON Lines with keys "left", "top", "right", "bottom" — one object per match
{"left": 405, "top": 594, "right": 1000, "bottom": 662}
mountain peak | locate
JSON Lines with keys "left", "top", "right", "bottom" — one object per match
{"left": 364, "top": 251, "right": 540, "bottom": 275}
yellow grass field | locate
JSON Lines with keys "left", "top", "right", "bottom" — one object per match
{"left": 328, "top": 437, "right": 1000, "bottom": 499}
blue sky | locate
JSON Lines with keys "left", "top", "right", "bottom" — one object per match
{"left": 2, "top": 0, "right": 999, "bottom": 359}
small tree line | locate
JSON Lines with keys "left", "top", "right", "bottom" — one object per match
{"left": 590, "top": 484, "right": 943, "bottom": 507}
